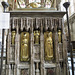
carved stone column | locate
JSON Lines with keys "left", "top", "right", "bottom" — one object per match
{"left": 7, "top": 33, "right": 10, "bottom": 64}
{"left": 14, "top": 18, "right": 20, "bottom": 75}
{"left": 8, "top": 64, "right": 11, "bottom": 75}
{"left": 54, "top": 19, "right": 60, "bottom": 75}
{"left": 63, "top": 39, "right": 68, "bottom": 75}
{"left": 6, "top": 65, "right": 9, "bottom": 75}
{"left": 58, "top": 43, "right": 63, "bottom": 61}
{"left": 30, "top": 19, "right": 34, "bottom": 75}
{"left": 9, "top": 47, "right": 15, "bottom": 63}
{"left": 40, "top": 19, "right": 44, "bottom": 75}
{"left": 54, "top": 31, "right": 60, "bottom": 75}
{"left": 35, "top": 62, "right": 40, "bottom": 75}
{"left": 62, "top": 18, "right": 68, "bottom": 75}
{"left": 14, "top": 65, "right": 17, "bottom": 75}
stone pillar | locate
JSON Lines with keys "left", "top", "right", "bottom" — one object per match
{"left": 30, "top": 19, "right": 34, "bottom": 75}
{"left": 8, "top": 64, "right": 12, "bottom": 75}
{"left": 40, "top": 19, "right": 44, "bottom": 75}
{"left": 9, "top": 47, "right": 15, "bottom": 63}
{"left": 63, "top": 35, "right": 68, "bottom": 75}
{"left": 54, "top": 32, "right": 60, "bottom": 75}
{"left": 35, "top": 62, "right": 40, "bottom": 75}
{"left": 58, "top": 43, "right": 63, "bottom": 61}
{"left": 62, "top": 18, "right": 68, "bottom": 75}
{"left": 17, "top": 68, "right": 20, "bottom": 75}
{"left": 54, "top": 19, "right": 60, "bottom": 75}
{"left": 6, "top": 65, "right": 9, "bottom": 75}
{"left": 7, "top": 34, "right": 10, "bottom": 64}
{"left": 14, "top": 65, "right": 17, "bottom": 75}
{"left": 14, "top": 18, "right": 20, "bottom": 75}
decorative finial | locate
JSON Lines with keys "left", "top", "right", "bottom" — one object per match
{"left": 1, "top": 1, "right": 9, "bottom": 12}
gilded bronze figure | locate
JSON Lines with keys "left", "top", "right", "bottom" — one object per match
{"left": 11, "top": 31, "right": 16, "bottom": 45}
{"left": 34, "top": 30, "right": 40, "bottom": 44}
{"left": 58, "top": 30, "right": 62, "bottom": 43}
{"left": 44, "top": 32, "right": 53, "bottom": 61}
{"left": 20, "top": 32, "right": 29, "bottom": 61}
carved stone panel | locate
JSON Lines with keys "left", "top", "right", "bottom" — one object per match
{"left": 21, "top": 69, "right": 29, "bottom": 75}
{"left": 10, "top": 47, "right": 15, "bottom": 62}
{"left": 34, "top": 45, "right": 40, "bottom": 60}
{"left": 46, "top": 68, "right": 56, "bottom": 75}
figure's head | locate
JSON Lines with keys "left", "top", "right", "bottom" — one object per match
{"left": 47, "top": 32, "right": 52, "bottom": 37}
{"left": 23, "top": 33, "right": 27, "bottom": 38}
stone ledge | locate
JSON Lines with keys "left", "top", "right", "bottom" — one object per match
{"left": 44, "top": 63, "right": 56, "bottom": 68}
{"left": 7, "top": 10, "right": 66, "bottom": 18}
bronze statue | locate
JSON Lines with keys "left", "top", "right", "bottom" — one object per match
{"left": 34, "top": 30, "right": 40, "bottom": 44}
{"left": 20, "top": 32, "right": 29, "bottom": 61}
{"left": 44, "top": 32, "right": 53, "bottom": 61}
{"left": 58, "top": 30, "right": 62, "bottom": 43}
{"left": 11, "top": 31, "right": 16, "bottom": 45}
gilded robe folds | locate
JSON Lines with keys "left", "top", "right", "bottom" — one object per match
{"left": 44, "top": 32, "right": 53, "bottom": 61}
{"left": 11, "top": 31, "right": 16, "bottom": 45}
{"left": 34, "top": 30, "right": 40, "bottom": 44}
{"left": 20, "top": 32, "right": 29, "bottom": 61}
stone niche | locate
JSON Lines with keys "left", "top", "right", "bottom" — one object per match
{"left": 6, "top": 10, "right": 69, "bottom": 75}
